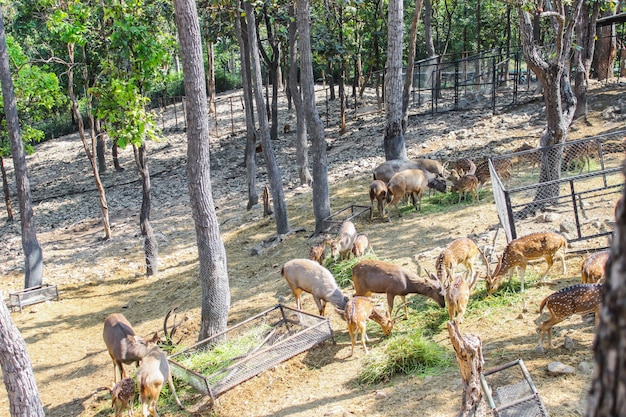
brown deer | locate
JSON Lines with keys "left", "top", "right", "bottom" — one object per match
{"left": 439, "top": 272, "right": 472, "bottom": 324}
{"left": 309, "top": 233, "right": 332, "bottom": 265}
{"left": 281, "top": 258, "right": 349, "bottom": 316}
{"left": 352, "top": 259, "right": 445, "bottom": 319}
{"left": 475, "top": 159, "right": 512, "bottom": 189}
{"left": 340, "top": 296, "right": 397, "bottom": 356}
{"left": 537, "top": 283, "right": 603, "bottom": 351}
{"left": 369, "top": 180, "right": 388, "bottom": 220}
{"left": 486, "top": 231, "right": 568, "bottom": 295}
{"left": 435, "top": 237, "right": 488, "bottom": 288}
{"left": 386, "top": 169, "right": 430, "bottom": 218}
{"left": 454, "top": 158, "right": 476, "bottom": 176}
{"left": 103, "top": 313, "right": 157, "bottom": 384}
{"left": 136, "top": 343, "right": 183, "bottom": 417}
{"left": 447, "top": 169, "right": 479, "bottom": 203}
{"left": 351, "top": 233, "right": 370, "bottom": 258}
{"left": 581, "top": 250, "right": 609, "bottom": 284}
{"left": 110, "top": 377, "right": 135, "bottom": 417}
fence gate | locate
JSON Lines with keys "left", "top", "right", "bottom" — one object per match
{"left": 490, "top": 130, "right": 625, "bottom": 251}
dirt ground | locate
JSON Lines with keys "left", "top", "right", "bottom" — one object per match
{"left": 0, "top": 81, "right": 625, "bottom": 417}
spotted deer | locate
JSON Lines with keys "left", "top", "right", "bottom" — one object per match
{"left": 444, "top": 273, "right": 472, "bottom": 324}
{"left": 309, "top": 233, "right": 332, "bottom": 265}
{"left": 340, "top": 296, "right": 397, "bottom": 356}
{"left": 486, "top": 231, "right": 568, "bottom": 295}
{"left": 581, "top": 250, "right": 609, "bottom": 284}
{"left": 447, "top": 169, "right": 479, "bottom": 203}
{"left": 435, "top": 237, "right": 488, "bottom": 288}
{"left": 537, "top": 283, "right": 603, "bottom": 350}
{"left": 110, "top": 377, "right": 135, "bottom": 417}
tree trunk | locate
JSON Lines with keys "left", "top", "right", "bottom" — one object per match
{"left": 245, "top": 0, "right": 290, "bottom": 236}
{"left": 0, "top": 13, "right": 43, "bottom": 288}
{"left": 206, "top": 40, "right": 216, "bottom": 114}
{"left": 112, "top": 140, "right": 124, "bottom": 172}
{"left": 585, "top": 179, "right": 626, "bottom": 416}
{"left": 288, "top": 4, "right": 312, "bottom": 186}
{"left": 95, "top": 118, "right": 106, "bottom": 174}
{"left": 133, "top": 143, "right": 158, "bottom": 276}
{"left": 447, "top": 321, "right": 485, "bottom": 417}
{"left": 383, "top": 0, "right": 407, "bottom": 161}
{"left": 573, "top": 1, "right": 599, "bottom": 120}
{"left": 1, "top": 156, "right": 14, "bottom": 221}
{"left": 235, "top": 9, "right": 259, "bottom": 210}
{"left": 174, "top": 0, "right": 230, "bottom": 341}
{"left": 0, "top": 291, "right": 45, "bottom": 417}
{"left": 402, "top": 0, "right": 424, "bottom": 130}
{"left": 66, "top": 43, "right": 112, "bottom": 240}
{"left": 297, "top": 0, "right": 331, "bottom": 234}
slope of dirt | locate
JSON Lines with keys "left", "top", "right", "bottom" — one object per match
{"left": 0, "top": 80, "right": 625, "bottom": 417}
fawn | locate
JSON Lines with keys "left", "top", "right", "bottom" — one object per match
{"left": 341, "top": 296, "right": 396, "bottom": 356}
{"left": 486, "top": 231, "right": 567, "bottom": 295}
{"left": 537, "top": 283, "right": 603, "bottom": 350}
{"left": 111, "top": 377, "right": 135, "bottom": 417}
{"left": 581, "top": 250, "right": 609, "bottom": 284}
{"left": 435, "top": 237, "right": 487, "bottom": 288}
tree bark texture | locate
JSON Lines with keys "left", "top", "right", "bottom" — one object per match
{"left": 402, "top": 0, "right": 424, "bottom": 130}
{"left": 447, "top": 321, "right": 485, "bottom": 417}
{"left": 244, "top": 0, "right": 290, "bottom": 235}
{"left": 585, "top": 183, "right": 626, "bottom": 416}
{"left": 1, "top": 156, "right": 14, "bottom": 221}
{"left": 573, "top": 1, "right": 599, "bottom": 120}
{"left": 288, "top": 5, "right": 312, "bottom": 187}
{"left": 234, "top": 10, "right": 258, "bottom": 210}
{"left": 95, "top": 118, "right": 107, "bottom": 174}
{"left": 0, "top": 11, "right": 43, "bottom": 288}
{"left": 174, "top": 0, "right": 230, "bottom": 341}
{"left": 384, "top": 0, "right": 407, "bottom": 161}
{"left": 0, "top": 291, "right": 45, "bottom": 416}
{"left": 133, "top": 143, "right": 158, "bottom": 276}
{"left": 296, "top": 0, "right": 331, "bottom": 234}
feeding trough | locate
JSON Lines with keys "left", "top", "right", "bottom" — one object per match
{"left": 322, "top": 204, "right": 371, "bottom": 233}
{"left": 9, "top": 284, "right": 59, "bottom": 312}
{"left": 168, "top": 304, "right": 334, "bottom": 402}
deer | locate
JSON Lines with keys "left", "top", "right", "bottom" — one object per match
{"left": 351, "top": 233, "right": 370, "bottom": 258}
{"left": 386, "top": 169, "right": 430, "bottom": 218}
{"left": 373, "top": 159, "right": 447, "bottom": 194}
{"left": 433, "top": 272, "right": 473, "bottom": 324}
{"left": 351, "top": 259, "right": 445, "bottom": 319}
{"left": 454, "top": 158, "right": 476, "bottom": 176}
{"left": 281, "top": 258, "right": 349, "bottom": 316}
{"left": 110, "top": 377, "right": 135, "bottom": 417}
{"left": 369, "top": 180, "right": 388, "bottom": 220}
{"left": 339, "top": 296, "right": 398, "bottom": 356}
{"left": 136, "top": 343, "right": 183, "bottom": 417}
{"left": 486, "top": 231, "right": 568, "bottom": 295}
{"left": 103, "top": 313, "right": 158, "bottom": 384}
{"left": 537, "top": 283, "right": 603, "bottom": 351}
{"left": 330, "top": 220, "right": 357, "bottom": 261}
{"left": 435, "top": 237, "right": 488, "bottom": 288}
{"left": 309, "top": 233, "right": 332, "bottom": 265}
{"left": 581, "top": 250, "right": 610, "bottom": 284}
{"left": 447, "top": 169, "right": 479, "bottom": 203}
{"left": 475, "top": 158, "right": 512, "bottom": 190}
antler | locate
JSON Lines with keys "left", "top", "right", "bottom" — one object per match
{"left": 163, "top": 306, "right": 181, "bottom": 346}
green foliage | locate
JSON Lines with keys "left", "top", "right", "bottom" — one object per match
{"left": 325, "top": 252, "right": 378, "bottom": 288}
{"left": 357, "top": 329, "right": 451, "bottom": 384}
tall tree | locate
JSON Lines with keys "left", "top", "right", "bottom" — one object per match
{"left": 518, "top": 0, "right": 584, "bottom": 204}
{"left": 0, "top": 8, "right": 43, "bottom": 289}
{"left": 383, "top": 0, "right": 407, "bottom": 160}
{"left": 297, "top": 0, "right": 331, "bottom": 234}
{"left": 174, "top": 0, "right": 231, "bottom": 340}
{"left": 0, "top": 291, "right": 45, "bottom": 416}
{"left": 573, "top": 0, "right": 600, "bottom": 120}
{"left": 288, "top": 4, "right": 312, "bottom": 186}
{"left": 586, "top": 183, "right": 626, "bottom": 416}
{"left": 402, "top": 0, "right": 424, "bottom": 129}
{"left": 244, "top": 0, "right": 290, "bottom": 235}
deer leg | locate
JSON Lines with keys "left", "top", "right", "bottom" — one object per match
{"left": 518, "top": 266, "right": 527, "bottom": 292}
{"left": 386, "top": 293, "right": 396, "bottom": 319}
{"left": 541, "top": 255, "right": 554, "bottom": 281}
{"left": 348, "top": 328, "right": 356, "bottom": 357}
{"left": 559, "top": 251, "right": 566, "bottom": 274}
{"left": 400, "top": 295, "right": 409, "bottom": 319}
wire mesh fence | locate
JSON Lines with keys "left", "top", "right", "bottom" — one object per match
{"left": 489, "top": 130, "right": 625, "bottom": 250}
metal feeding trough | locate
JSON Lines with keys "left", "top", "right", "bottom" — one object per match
{"left": 322, "top": 204, "right": 371, "bottom": 233}
{"left": 480, "top": 359, "right": 549, "bottom": 417}
{"left": 168, "top": 304, "right": 334, "bottom": 402}
{"left": 9, "top": 284, "right": 59, "bottom": 312}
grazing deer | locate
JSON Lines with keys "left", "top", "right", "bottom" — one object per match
{"left": 435, "top": 237, "right": 487, "bottom": 288}
{"left": 281, "top": 258, "right": 349, "bottom": 316}
{"left": 439, "top": 272, "right": 472, "bottom": 324}
{"left": 447, "top": 169, "right": 479, "bottom": 203}
{"left": 103, "top": 313, "right": 157, "bottom": 384}
{"left": 351, "top": 233, "right": 370, "bottom": 258}
{"left": 581, "top": 250, "right": 609, "bottom": 284}
{"left": 309, "top": 233, "right": 332, "bottom": 265}
{"left": 137, "top": 343, "right": 183, "bottom": 417}
{"left": 537, "top": 283, "right": 603, "bottom": 350}
{"left": 340, "top": 296, "right": 397, "bottom": 356}
{"left": 330, "top": 221, "right": 358, "bottom": 261}
{"left": 369, "top": 180, "right": 388, "bottom": 220}
{"left": 386, "top": 169, "right": 430, "bottom": 218}
{"left": 111, "top": 377, "right": 135, "bottom": 417}
{"left": 352, "top": 259, "right": 445, "bottom": 319}
{"left": 486, "top": 231, "right": 568, "bottom": 295}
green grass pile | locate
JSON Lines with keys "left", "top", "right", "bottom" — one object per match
{"left": 325, "top": 252, "right": 378, "bottom": 288}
